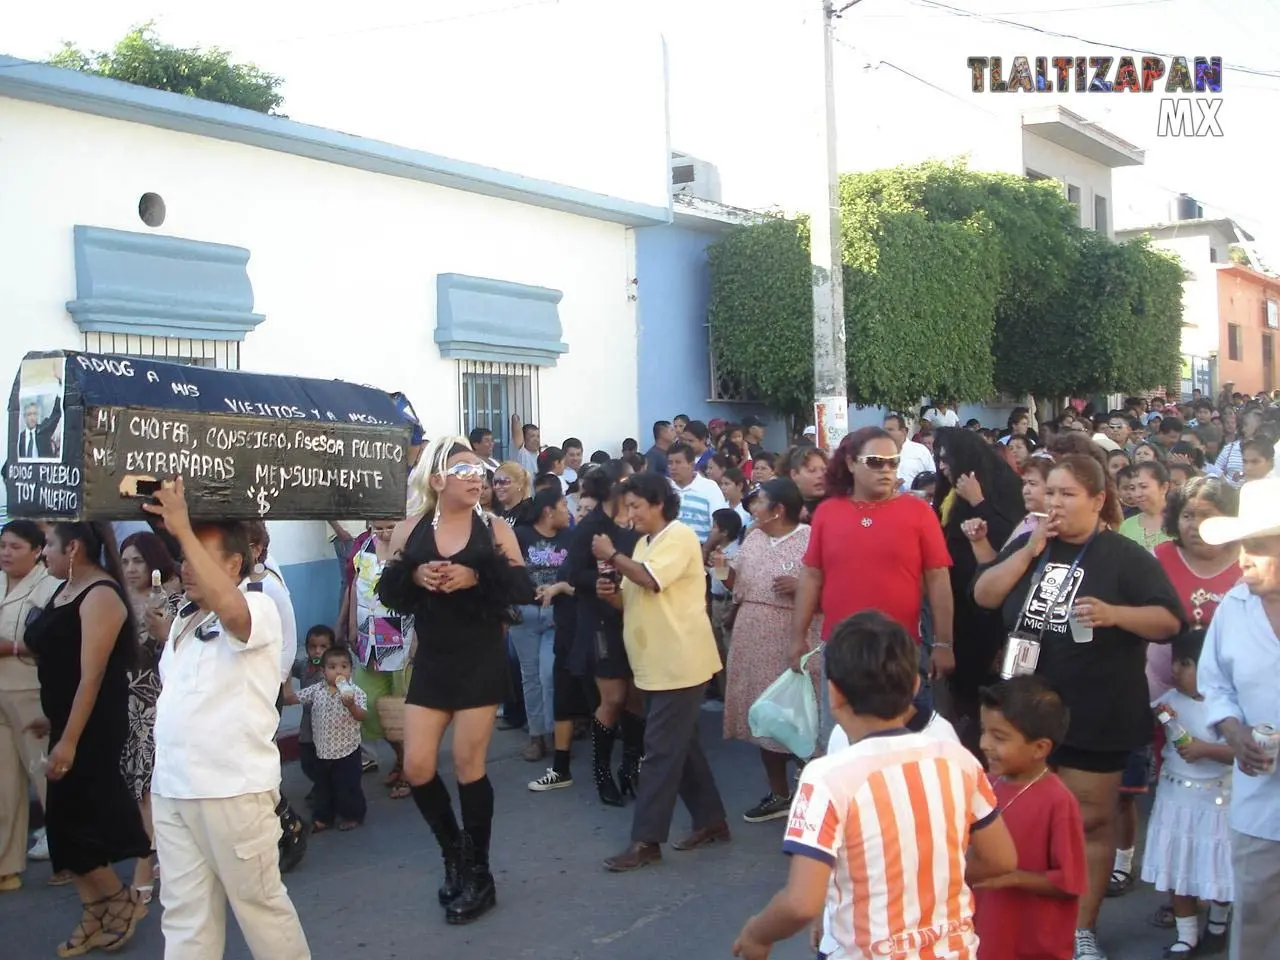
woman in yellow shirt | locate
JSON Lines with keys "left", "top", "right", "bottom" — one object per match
{"left": 592, "top": 472, "right": 728, "bottom": 873}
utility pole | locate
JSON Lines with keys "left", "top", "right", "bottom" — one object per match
{"left": 810, "top": 0, "right": 848, "bottom": 451}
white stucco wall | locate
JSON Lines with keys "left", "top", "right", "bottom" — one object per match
{"left": 0, "top": 96, "right": 639, "bottom": 565}
{"left": 1135, "top": 235, "right": 1219, "bottom": 360}
{"left": 1021, "top": 132, "right": 1116, "bottom": 236}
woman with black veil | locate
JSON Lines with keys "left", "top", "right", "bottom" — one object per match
{"left": 932, "top": 426, "right": 1027, "bottom": 755}
{"left": 562, "top": 461, "right": 644, "bottom": 807}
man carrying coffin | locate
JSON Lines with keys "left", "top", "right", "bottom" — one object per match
{"left": 143, "top": 478, "right": 311, "bottom": 960}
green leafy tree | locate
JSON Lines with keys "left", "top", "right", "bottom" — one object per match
{"left": 707, "top": 217, "right": 815, "bottom": 421}
{"left": 841, "top": 203, "right": 1000, "bottom": 412}
{"left": 49, "top": 24, "right": 285, "bottom": 115}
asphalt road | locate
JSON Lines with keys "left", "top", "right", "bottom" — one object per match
{"left": 4, "top": 713, "right": 1182, "bottom": 960}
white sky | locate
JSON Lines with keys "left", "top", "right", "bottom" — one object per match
{"left": 3, "top": 0, "right": 1277, "bottom": 259}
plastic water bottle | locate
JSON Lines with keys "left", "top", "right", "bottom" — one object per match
{"left": 147, "top": 570, "right": 167, "bottom": 613}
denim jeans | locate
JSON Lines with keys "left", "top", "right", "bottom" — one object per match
{"left": 508, "top": 604, "right": 556, "bottom": 737}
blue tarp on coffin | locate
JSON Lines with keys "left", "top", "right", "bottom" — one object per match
{"left": 5, "top": 351, "right": 414, "bottom": 522}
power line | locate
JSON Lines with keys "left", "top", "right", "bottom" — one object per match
{"left": 905, "top": 0, "right": 1280, "bottom": 79}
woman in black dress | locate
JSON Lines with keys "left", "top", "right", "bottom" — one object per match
{"left": 932, "top": 426, "right": 1026, "bottom": 753}
{"left": 378, "top": 437, "right": 534, "bottom": 926}
{"left": 563, "top": 461, "right": 643, "bottom": 806}
{"left": 25, "top": 522, "right": 151, "bottom": 956}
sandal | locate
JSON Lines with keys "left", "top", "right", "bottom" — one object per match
{"left": 100, "top": 887, "right": 147, "bottom": 954}
{"left": 1106, "top": 868, "right": 1134, "bottom": 897}
{"left": 1150, "top": 903, "right": 1176, "bottom": 929}
{"left": 389, "top": 780, "right": 412, "bottom": 800}
{"left": 382, "top": 766, "right": 404, "bottom": 787}
{"left": 311, "top": 820, "right": 330, "bottom": 833}
{"left": 57, "top": 897, "right": 110, "bottom": 958}
{"left": 48, "top": 869, "right": 75, "bottom": 886}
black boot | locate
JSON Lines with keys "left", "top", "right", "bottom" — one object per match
{"left": 446, "top": 833, "right": 497, "bottom": 925}
{"left": 617, "top": 711, "right": 646, "bottom": 800}
{"left": 591, "top": 717, "right": 624, "bottom": 807}
{"left": 447, "top": 777, "right": 497, "bottom": 925}
{"left": 409, "top": 776, "right": 463, "bottom": 905}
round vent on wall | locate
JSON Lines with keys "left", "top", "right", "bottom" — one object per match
{"left": 138, "top": 192, "right": 166, "bottom": 228}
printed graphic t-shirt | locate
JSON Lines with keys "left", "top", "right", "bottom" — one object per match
{"left": 515, "top": 526, "right": 573, "bottom": 591}
{"left": 993, "top": 530, "right": 1185, "bottom": 753}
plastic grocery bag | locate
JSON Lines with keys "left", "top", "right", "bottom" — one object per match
{"left": 748, "top": 649, "right": 820, "bottom": 759}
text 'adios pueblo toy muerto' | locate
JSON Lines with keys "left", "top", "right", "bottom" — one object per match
{"left": 4, "top": 350, "right": 414, "bottom": 522}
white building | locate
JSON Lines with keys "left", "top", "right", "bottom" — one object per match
{"left": 0, "top": 55, "right": 670, "bottom": 628}
{"left": 1116, "top": 207, "right": 1261, "bottom": 391}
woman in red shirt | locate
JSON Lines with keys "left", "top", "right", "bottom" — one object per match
{"left": 790, "top": 427, "right": 954, "bottom": 678}
{"left": 1148, "top": 477, "right": 1241, "bottom": 701}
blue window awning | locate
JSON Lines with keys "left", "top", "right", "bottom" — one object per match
{"left": 435, "top": 273, "right": 567, "bottom": 367}
{"left": 66, "top": 225, "right": 265, "bottom": 341}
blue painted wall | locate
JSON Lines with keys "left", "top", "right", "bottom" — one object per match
{"left": 280, "top": 558, "right": 342, "bottom": 636}
{"left": 633, "top": 222, "right": 790, "bottom": 452}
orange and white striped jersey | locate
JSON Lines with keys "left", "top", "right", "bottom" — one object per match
{"left": 783, "top": 728, "right": 999, "bottom": 960}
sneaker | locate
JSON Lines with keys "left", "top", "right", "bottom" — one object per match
{"left": 743, "top": 792, "right": 792, "bottom": 823}
{"left": 1074, "top": 929, "right": 1108, "bottom": 960}
{"left": 361, "top": 758, "right": 378, "bottom": 774}
{"left": 28, "top": 828, "right": 49, "bottom": 861}
{"left": 528, "top": 768, "right": 573, "bottom": 792}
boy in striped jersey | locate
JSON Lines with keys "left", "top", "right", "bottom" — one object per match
{"left": 733, "top": 612, "right": 1016, "bottom": 960}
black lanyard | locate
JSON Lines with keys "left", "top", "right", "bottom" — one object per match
{"left": 1012, "top": 529, "right": 1100, "bottom": 639}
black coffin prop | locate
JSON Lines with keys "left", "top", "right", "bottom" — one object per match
{"left": 5, "top": 351, "right": 413, "bottom": 521}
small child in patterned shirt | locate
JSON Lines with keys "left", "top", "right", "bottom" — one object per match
{"left": 296, "top": 646, "right": 368, "bottom": 830}
{"left": 289, "top": 625, "right": 334, "bottom": 790}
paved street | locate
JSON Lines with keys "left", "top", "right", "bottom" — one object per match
{"left": 6, "top": 713, "right": 1181, "bottom": 960}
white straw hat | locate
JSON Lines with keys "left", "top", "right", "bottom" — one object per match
{"left": 1199, "top": 478, "right": 1280, "bottom": 545}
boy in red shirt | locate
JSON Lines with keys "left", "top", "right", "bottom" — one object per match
{"left": 973, "top": 676, "right": 1087, "bottom": 960}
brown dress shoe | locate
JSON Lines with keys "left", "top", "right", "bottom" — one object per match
{"left": 671, "top": 822, "right": 731, "bottom": 851}
{"left": 603, "top": 842, "right": 661, "bottom": 872}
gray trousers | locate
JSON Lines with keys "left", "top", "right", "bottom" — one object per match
{"left": 630, "top": 683, "right": 727, "bottom": 845}
{"left": 1230, "top": 829, "right": 1280, "bottom": 960}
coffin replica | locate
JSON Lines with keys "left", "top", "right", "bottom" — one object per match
{"left": 5, "top": 351, "right": 414, "bottom": 521}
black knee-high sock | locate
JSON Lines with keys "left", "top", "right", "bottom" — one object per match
{"left": 410, "top": 775, "right": 460, "bottom": 854}
{"left": 457, "top": 775, "right": 495, "bottom": 869}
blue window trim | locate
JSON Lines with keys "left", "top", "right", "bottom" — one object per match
{"left": 66, "top": 225, "right": 265, "bottom": 341}
{"left": 436, "top": 273, "right": 567, "bottom": 367}
{"left": 0, "top": 56, "right": 672, "bottom": 229}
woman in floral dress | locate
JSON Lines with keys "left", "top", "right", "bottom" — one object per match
{"left": 719, "top": 478, "right": 821, "bottom": 824}
{"left": 117, "top": 532, "right": 181, "bottom": 903}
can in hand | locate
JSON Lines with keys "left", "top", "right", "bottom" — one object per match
{"left": 596, "top": 559, "right": 619, "bottom": 584}
{"left": 1000, "top": 635, "right": 1041, "bottom": 679}
{"left": 1253, "top": 723, "right": 1280, "bottom": 774}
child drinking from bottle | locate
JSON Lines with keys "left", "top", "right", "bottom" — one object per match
{"left": 296, "top": 646, "right": 368, "bottom": 831}
{"left": 1141, "top": 630, "right": 1234, "bottom": 956}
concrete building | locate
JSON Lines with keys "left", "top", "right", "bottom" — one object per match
{"left": 1117, "top": 202, "right": 1268, "bottom": 396}
{"left": 633, "top": 191, "right": 794, "bottom": 450}
{"left": 1018, "top": 106, "right": 1145, "bottom": 239}
{"left": 0, "top": 55, "right": 670, "bottom": 629}
{"left": 1217, "top": 265, "right": 1280, "bottom": 396}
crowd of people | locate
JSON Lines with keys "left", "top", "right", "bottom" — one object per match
{"left": 1, "top": 391, "right": 1278, "bottom": 960}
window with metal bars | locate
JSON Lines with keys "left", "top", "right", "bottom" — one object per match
{"left": 81, "top": 332, "right": 240, "bottom": 369}
{"left": 458, "top": 360, "right": 539, "bottom": 461}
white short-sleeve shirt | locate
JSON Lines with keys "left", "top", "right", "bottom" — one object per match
{"left": 152, "top": 590, "right": 284, "bottom": 800}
